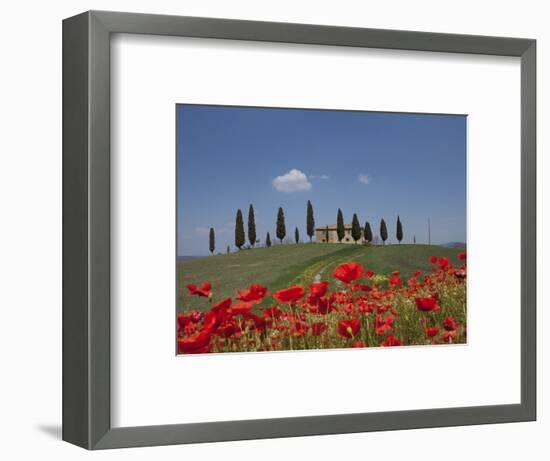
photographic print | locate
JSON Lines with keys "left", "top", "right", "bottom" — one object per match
{"left": 176, "top": 105, "right": 467, "bottom": 355}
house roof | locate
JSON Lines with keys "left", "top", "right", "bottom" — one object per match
{"left": 315, "top": 224, "right": 353, "bottom": 230}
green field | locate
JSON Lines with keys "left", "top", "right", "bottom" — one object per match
{"left": 177, "top": 243, "right": 465, "bottom": 313}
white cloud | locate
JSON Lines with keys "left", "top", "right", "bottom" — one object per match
{"left": 310, "top": 174, "right": 330, "bottom": 180}
{"left": 272, "top": 169, "right": 312, "bottom": 193}
{"left": 358, "top": 174, "right": 371, "bottom": 185}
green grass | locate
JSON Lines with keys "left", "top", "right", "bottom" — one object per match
{"left": 177, "top": 243, "right": 465, "bottom": 313}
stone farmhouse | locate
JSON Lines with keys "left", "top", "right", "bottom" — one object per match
{"left": 315, "top": 224, "right": 366, "bottom": 244}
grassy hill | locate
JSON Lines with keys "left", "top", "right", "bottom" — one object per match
{"left": 177, "top": 243, "right": 465, "bottom": 313}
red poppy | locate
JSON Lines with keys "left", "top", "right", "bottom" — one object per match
{"left": 458, "top": 251, "right": 467, "bottom": 261}
{"left": 392, "top": 271, "right": 400, "bottom": 276}
{"left": 415, "top": 296, "right": 440, "bottom": 312}
{"left": 309, "top": 281, "right": 329, "bottom": 299}
{"left": 211, "top": 298, "right": 232, "bottom": 312}
{"left": 388, "top": 276, "right": 401, "bottom": 285}
{"left": 443, "top": 316, "right": 458, "bottom": 331}
{"left": 442, "top": 330, "right": 457, "bottom": 343}
{"left": 177, "top": 311, "right": 204, "bottom": 330}
{"left": 425, "top": 326, "right": 439, "bottom": 337}
{"left": 242, "top": 312, "right": 266, "bottom": 331}
{"left": 273, "top": 285, "right": 305, "bottom": 303}
{"left": 236, "top": 284, "right": 268, "bottom": 303}
{"left": 311, "top": 322, "right": 328, "bottom": 336}
{"left": 438, "top": 257, "right": 450, "bottom": 269}
{"left": 290, "top": 320, "right": 310, "bottom": 337}
{"left": 413, "top": 270, "right": 422, "bottom": 277}
{"left": 186, "top": 282, "right": 212, "bottom": 298}
{"left": 454, "top": 269, "right": 467, "bottom": 279}
{"left": 337, "top": 319, "right": 360, "bottom": 338}
{"left": 178, "top": 329, "right": 212, "bottom": 353}
{"left": 365, "top": 270, "right": 375, "bottom": 279}
{"left": 376, "top": 323, "right": 393, "bottom": 335}
{"left": 230, "top": 301, "right": 254, "bottom": 316}
{"left": 333, "top": 262, "right": 364, "bottom": 284}
{"left": 216, "top": 320, "right": 239, "bottom": 338}
{"left": 315, "top": 296, "right": 337, "bottom": 314}
{"left": 352, "top": 341, "right": 366, "bottom": 348}
{"left": 429, "top": 256, "right": 438, "bottom": 264}
{"left": 381, "top": 334, "right": 401, "bottom": 347}
{"left": 261, "top": 306, "right": 281, "bottom": 319}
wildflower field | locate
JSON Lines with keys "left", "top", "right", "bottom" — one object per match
{"left": 177, "top": 245, "right": 466, "bottom": 354}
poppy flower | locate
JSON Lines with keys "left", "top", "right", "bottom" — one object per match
{"left": 429, "top": 256, "right": 438, "bottom": 264}
{"left": 333, "top": 262, "right": 364, "bottom": 284}
{"left": 186, "top": 282, "right": 212, "bottom": 298}
{"left": 442, "top": 330, "right": 457, "bottom": 343}
{"left": 388, "top": 276, "right": 401, "bottom": 285}
{"left": 425, "top": 326, "right": 439, "bottom": 337}
{"left": 365, "top": 270, "right": 375, "bottom": 279}
{"left": 315, "top": 296, "right": 337, "bottom": 314}
{"left": 309, "top": 281, "right": 329, "bottom": 299}
{"left": 211, "top": 298, "right": 232, "bottom": 312}
{"left": 230, "top": 301, "right": 254, "bottom": 315}
{"left": 177, "top": 311, "right": 203, "bottom": 330}
{"left": 443, "top": 316, "right": 458, "bottom": 331}
{"left": 415, "top": 296, "right": 440, "bottom": 312}
{"left": 216, "top": 320, "right": 239, "bottom": 338}
{"left": 438, "top": 257, "right": 450, "bottom": 269}
{"left": 454, "top": 269, "right": 467, "bottom": 279}
{"left": 290, "top": 320, "right": 310, "bottom": 337}
{"left": 392, "top": 271, "right": 400, "bottom": 276}
{"left": 458, "top": 251, "right": 467, "bottom": 261}
{"left": 242, "top": 312, "right": 266, "bottom": 331}
{"left": 337, "top": 319, "right": 360, "bottom": 338}
{"left": 376, "top": 323, "right": 393, "bottom": 335}
{"left": 413, "top": 270, "right": 422, "bottom": 277}
{"left": 381, "top": 334, "right": 401, "bottom": 347}
{"left": 352, "top": 341, "right": 366, "bottom": 348}
{"left": 261, "top": 306, "right": 281, "bottom": 319}
{"left": 236, "top": 284, "right": 268, "bottom": 303}
{"left": 273, "top": 285, "right": 305, "bottom": 303}
{"left": 311, "top": 322, "right": 328, "bottom": 336}
{"left": 178, "top": 329, "right": 212, "bottom": 353}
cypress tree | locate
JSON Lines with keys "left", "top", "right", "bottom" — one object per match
{"left": 351, "top": 213, "right": 361, "bottom": 243}
{"left": 266, "top": 232, "right": 272, "bottom": 248}
{"left": 396, "top": 215, "right": 403, "bottom": 244}
{"left": 235, "top": 209, "right": 245, "bottom": 249}
{"left": 364, "top": 221, "right": 373, "bottom": 243}
{"left": 248, "top": 204, "right": 257, "bottom": 247}
{"left": 209, "top": 227, "right": 215, "bottom": 254}
{"left": 380, "top": 219, "right": 388, "bottom": 245}
{"left": 413, "top": 235, "right": 416, "bottom": 244}
{"left": 227, "top": 245, "right": 230, "bottom": 254}
{"left": 325, "top": 225, "right": 329, "bottom": 243}
{"left": 276, "top": 207, "right": 286, "bottom": 244}
{"left": 295, "top": 227, "right": 300, "bottom": 244}
{"left": 306, "top": 200, "right": 315, "bottom": 242}
{"left": 336, "top": 209, "right": 345, "bottom": 242}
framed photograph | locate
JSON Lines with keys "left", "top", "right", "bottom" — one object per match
{"left": 63, "top": 10, "right": 536, "bottom": 449}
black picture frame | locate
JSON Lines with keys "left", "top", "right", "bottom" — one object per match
{"left": 62, "top": 10, "right": 536, "bottom": 449}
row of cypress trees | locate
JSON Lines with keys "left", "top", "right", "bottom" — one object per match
{"left": 230, "top": 201, "right": 314, "bottom": 251}
{"left": 209, "top": 202, "right": 404, "bottom": 254}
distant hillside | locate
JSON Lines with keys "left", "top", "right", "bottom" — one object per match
{"left": 439, "top": 242, "right": 466, "bottom": 249}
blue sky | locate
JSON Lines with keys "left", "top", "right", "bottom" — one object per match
{"left": 177, "top": 105, "right": 466, "bottom": 256}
